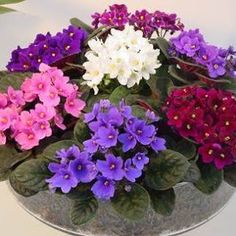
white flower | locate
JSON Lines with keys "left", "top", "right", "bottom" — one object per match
{"left": 83, "top": 25, "right": 160, "bottom": 94}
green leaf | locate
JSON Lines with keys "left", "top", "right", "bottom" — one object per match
{"left": 224, "top": 164, "right": 236, "bottom": 187}
{"left": 145, "top": 150, "right": 190, "bottom": 190}
{"left": 42, "top": 140, "right": 78, "bottom": 161}
{"left": 174, "top": 139, "right": 197, "bottom": 160}
{"left": 0, "top": 146, "right": 31, "bottom": 181}
{"left": 0, "top": 0, "right": 25, "bottom": 4}
{"left": 71, "top": 196, "right": 98, "bottom": 225}
{"left": 195, "top": 163, "right": 223, "bottom": 194}
{"left": 13, "top": 158, "right": 51, "bottom": 192}
{"left": 168, "top": 65, "right": 191, "bottom": 84}
{"left": 149, "top": 188, "right": 175, "bottom": 216}
{"left": 9, "top": 172, "right": 38, "bottom": 197}
{"left": 0, "top": 71, "right": 31, "bottom": 92}
{"left": 152, "top": 37, "right": 170, "bottom": 59}
{"left": 131, "top": 105, "right": 146, "bottom": 119}
{"left": 70, "top": 17, "right": 93, "bottom": 33}
{"left": 0, "top": 6, "right": 14, "bottom": 14}
{"left": 111, "top": 183, "right": 150, "bottom": 221}
{"left": 182, "top": 162, "right": 201, "bottom": 183}
{"left": 74, "top": 120, "right": 90, "bottom": 143}
{"left": 109, "top": 86, "right": 130, "bottom": 105}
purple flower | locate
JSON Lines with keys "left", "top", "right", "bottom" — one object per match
{"left": 97, "top": 126, "right": 118, "bottom": 148}
{"left": 84, "top": 103, "right": 100, "bottom": 123}
{"left": 145, "top": 110, "right": 159, "bottom": 122}
{"left": 129, "top": 119, "right": 155, "bottom": 145}
{"left": 119, "top": 100, "right": 133, "bottom": 118}
{"left": 118, "top": 131, "right": 137, "bottom": 152}
{"left": 132, "top": 152, "right": 149, "bottom": 170}
{"left": 207, "top": 57, "right": 226, "bottom": 78}
{"left": 69, "top": 152, "right": 98, "bottom": 183}
{"left": 56, "top": 145, "right": 80, "bottom": 164}
{"left": 150, "top": 137, "right": 167, "bottom": 152}
{"left": 91, "top": 176, "right": 115, "bottom": 200}
{"left": 83, "top": 137, "right": 99, "bottom": 154}
{"left": 196, "top": 45, "right": 219, "bottom": 65}
{"left": 46, "top": 168, "right": 78, "bottom": 193}
{"left": 96, "top": 154, "right": 124, "bottom": 180}
{"left": 124, "top": 159, "right": 142, "bottom": 182}
{"left": 99, "top": 107, "right": 123, "bottom": 127}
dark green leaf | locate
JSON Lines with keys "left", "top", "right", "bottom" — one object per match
{"left": 111, "top": 183, "right": 150, "bottom": 221}
{"left": 224, "top": 164, "right": 236, "bottom": 187}
{"left": 149, "top": 188, "right": 175, "bottom": 216}
{"left": 70, "top": 17, "right": 93, "bottom": 33}
{"left": 0, "top": 0, "right": 25, "bottom": 4}
{"left": 13, "top": 158, "right": 50, "bottom": 192}
{"left": 152, "top": 37, "right": 170, "bottom": 59}
{"left": 66, "top": 186, "right": 92, "bottom": 200}
{"left": 74, "top": 120, "right": 90, "bottom": 143}
{"left": 182, "top": 162, "right": 201, "bottom": 183}
{"left": 131, "top": 105, "right": 146, "bottom": 119}
{"left": 109, "top": 86, "right": 130, "bottom": 105}
{"left": 71, "top": 196, "right": 98, "bottom": 225}
{"left": 42, "top": 140, "right": 78, "bottom": 161}
{"left": 0, "top": 6, "right": 14, "bottom": 13}
{"left": 168, "top": 65, "right": 191, "bottom": 84}
{"left": 195, "top": 163, "right": 223, "bottom": 194}
{"left": 174, "top": 139, "right": 197, "bottom": 160}
{"left": 145, "top": 150, "right": 190, "bottom": 190}
{"left": 9, "top": 172, "right": 38, "bottom": 197}
{"left": 0, "top": 71, "right": 31, "bottom": 92}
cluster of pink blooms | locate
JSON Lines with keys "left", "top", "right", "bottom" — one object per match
{"left": 0, "top": 63, "right": 85, "bottom": 150}
{"left": 164, "top": 86, "right": 236, "bottom": 169}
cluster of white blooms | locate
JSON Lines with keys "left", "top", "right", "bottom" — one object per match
{"left": 83, "top": 25, "right": 161, "bottom": 94}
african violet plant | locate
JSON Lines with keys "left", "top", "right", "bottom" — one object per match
{"left": 1, "top": 4, "right": 236, "bottom": 226}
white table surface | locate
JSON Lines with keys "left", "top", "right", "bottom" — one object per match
{"left": 0, "top": 1, "right": 236, "bottom": 235}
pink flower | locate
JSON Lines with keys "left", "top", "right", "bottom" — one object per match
{"left": 0, "top": 108, "right": 12, "bottom": 131}
{"left": 54, "top": 113, "right": 66, "bottom": 130}
{"left": 64, "top": 92, "right": 85, "bottom": 118}
{"left": 18, "top": 111, "right": 35, "bottom": 129}
{"left": 15, "top": 129, "right": 40, "bottom": 150}
{"left": 31, "top": 73, "right": 51, "bottom": 95}
{"left": 7, "top": 86, "right": 25, "bottom": 106}
{"left": 32, "top": 121, "right": 52, "bottom": 139}
{"left": 53, "top": 76, "right": 74, "bottom": 97}
{"left": 21, "top": 79, "right": 37, "bottom": 102}
{"left": 0, "top": 131, "right": 6, "bottom": 145}
{"left": 0, "top": 93, "right": 8, "bottom": 108}
{"left": 32, "top": 103, "right": 55, "bottom": 121}
{"left": 39, "top": 86, "right": 60, "bottom": 107}
{"left": 39, "top": 63, "right": 64, "bottom": 81}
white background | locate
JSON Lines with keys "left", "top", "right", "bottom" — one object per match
{"left": 0, "top": 0, "right": 235, "bottom": 235}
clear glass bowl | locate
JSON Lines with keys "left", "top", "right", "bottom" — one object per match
{"left": 9, "top": 181, "right": 235, "bottom": 236}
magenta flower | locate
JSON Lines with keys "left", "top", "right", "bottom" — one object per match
{"left": 0, "top": 93, "right": 8, "bottom": 108}
{"left": 0, "top": 131, "right": 6, "bottom": 145}
{"left": 7, "top": 86, "right": 25, "bottom": 106}
{"left": 32, "top": 121, "right": 52, "bottom": 139}
{"left": 54, "top": 113, "right": 66, "bottom": 130}
{"left": 30, "top": 74, "right": 51, "bottom": 94}
{"left": 64, "top": 92, "right": 85, "bottom": 118}
{"left": 0, "top": 109, "right": 11, "bottom": 131}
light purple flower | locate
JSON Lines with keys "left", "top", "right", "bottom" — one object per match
{"left": 97, "top": 126, "right": 118, "bottom": 148}
{"left": 132, "top": 152, "right": 149, "bottom": 170}
{"left": 124, "top": 159, "right": 142, "bottom": 182}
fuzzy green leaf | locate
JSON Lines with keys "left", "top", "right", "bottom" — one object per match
{"left": 42, "top": 140, "right": 78, "bottom": 161}
{"left": 195, "top": 163, "right": 223, "bottom": 194}
{"left": 70, "top": 17, "right": 93, "bottom": 33}
{"left": 149, "top": 188, "right": 175, "bottom": 216}
{"left": 145, "top": 150, "right": 190, "bottom": 190}
{"left": 182, "top": 162, "right": 201, "bottom": 183}
{"left": 12, "top": 158, "right": 50, "bottom": 192}
{"left": 131, "top": 105, "right": 146, "bottom": 119}
{"left": 9, "top": 172, "right": 38, "bottom": 197}
{"left": 224, "top": 164, "right": 236, "bottom": 187}
{"left": 0, "top": 6, "right": 14, "bottom": 14}
{"left": 174, "top": 139, "right": 197, "bottom": 160}
{"left": 71, "top": 196, "right": 98, "bottom": 225}
{"left": 111, "top": 183, "right": 150, "bottom": 221}
{"left": 0, "top": 71, "right": 31, "bottom": 92}
{"left": 153, "top": 37, "right": 170, "bottom": 59}
{"left": 74, "top": 120, "right": 90, "bottom": 143}
{"left": 0, "top": 0, "right": 25, "bottom": 4}
{"left": 109, "top": 86, "right": 130, "bottom": 105}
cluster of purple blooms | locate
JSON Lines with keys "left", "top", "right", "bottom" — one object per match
{"left": 91, "top": 4, "right": 184, "bottom": 37}
{"left": 7, "top": 25, "right": 87, "bottom": 72}
{"left": 170, "top": 29, "right": 236, "bottom": 78}
{"left": 46, "top": 100, "right": 166, "bottom": 200}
